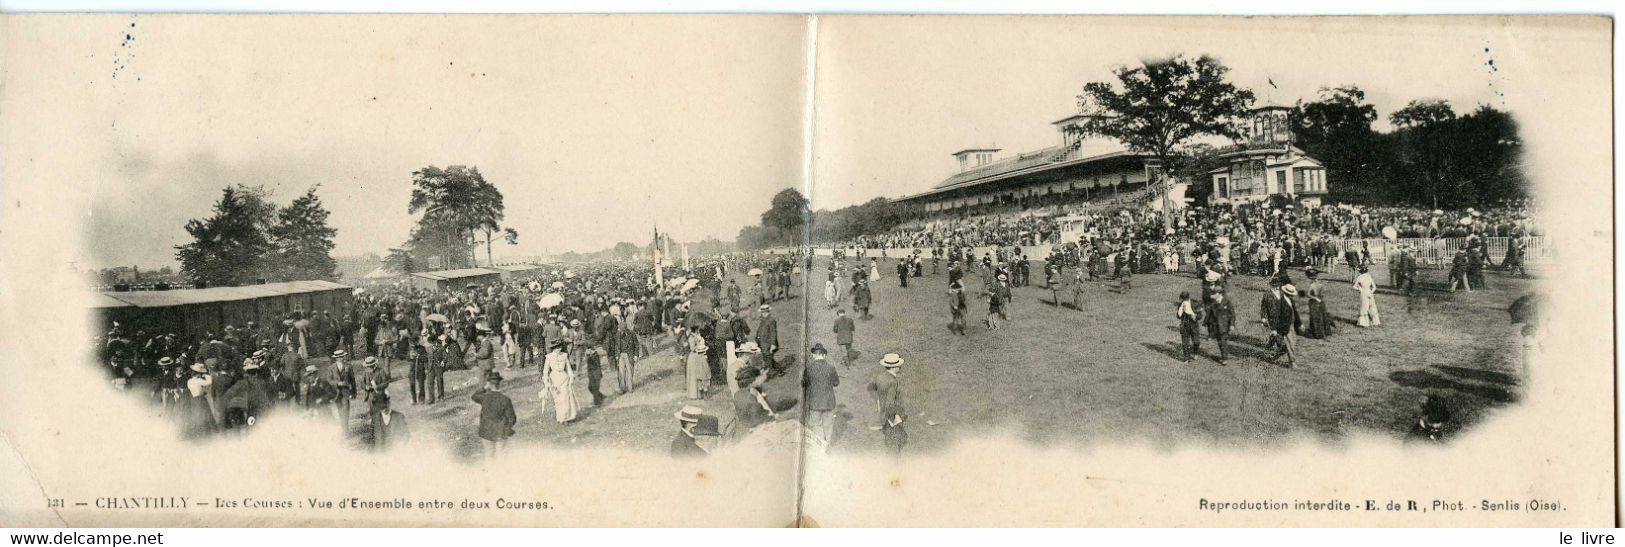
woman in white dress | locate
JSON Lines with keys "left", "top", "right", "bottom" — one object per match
{"left": 541, "top": 341, "right": 578, "bottom": 423}
{"left": 868, "top": 259, "right": 881, "bottom": 282}
{"left": 1352, "top": 264, "right": 1382, "bottom": 327}
{"left": 685, "top": 331, "right": 711, "bottom": 399}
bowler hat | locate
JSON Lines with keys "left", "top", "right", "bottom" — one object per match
{"left": 809, "top": 343, "right": 827, "bottom": 355}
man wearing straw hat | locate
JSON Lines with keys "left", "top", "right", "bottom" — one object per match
{"left": 1266, "top": 284, "right": 1302, "bottom": 368}
{"left": 754, "top": 304, "right": 780, "bottom": 377}
{"left": 324, "top": 349, "right": 357, "bottom": 433}
{"left": 867, "top": 353, "right": 907, "bottom": 457}
{"left": 671, "top": 405, "right": 717, "bottom": 458}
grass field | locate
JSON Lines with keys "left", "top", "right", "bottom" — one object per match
{"left": 371, "top": 259, "right": 1530, "bottom": 459}
{"left": 803, "top": 258, "right": 1533, "bottom": 455}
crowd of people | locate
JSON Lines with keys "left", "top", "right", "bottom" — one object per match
{"left": 93, "top": 253, "right": 813, "bottom": 457}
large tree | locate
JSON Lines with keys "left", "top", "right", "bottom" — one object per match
{"left": 407, "top": 165, "right": 514, "bottom": 269}
{"left": 759, "top": 188, "right": 810, "bottom": 247}
{"left": 175, "top": 185, "right": 277, "bottom": 287}
{"left": 1074, "top": 54, "right": 1255, "bottom": 218}
{"left": 1290, "top": 86, "right": 1383, "bottom": 202}
{"left": 1388, "top": 99, "right": 1461, "bottom": 207}
{"left": 267, "top": 187, "right": 339, "bottom": 281}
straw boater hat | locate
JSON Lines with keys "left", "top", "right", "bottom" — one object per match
{"left": 242, "top": 359, "right": 261, "bottom": 371}
{"left": 675, "top": 405, "right": 703, "bottom": 423}
{"left": 332, "top": 349, "right": 347, "bottom": 359}
{"left": 880, "top": 353, "right": 904, "bottom": 368}
{"left": 738, "top": 342, "right": 761, "bottom": 354}
{"left": 158, "top": 356, "right": 174, "bottom": 367}
{"left": 1281, "top": 284, "right": 1299, "bottom": 297}
{"left": 251, "top": 349, "right": 268, "bottom": 359}
{"left": 189, "top": 362, "right": 208, "bottom": 373}
{"left": 363, "top": 356, "right": 377, "bottom": 367}
{"left": 304, "top": 364, "right": 319, "bottom": 373}
{"left": 1205, "top": 271, "right": 1223, "bottom": 282}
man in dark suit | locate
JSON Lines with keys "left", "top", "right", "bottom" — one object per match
{"left": 754, "top": 304, "right": 780, "bottom": 376}
{"left": 1265, "top": 284, "right": 1302, "bottom": 368}
{"left": 867, "top": 353, "right": 906, "bottom": 458}
{"left": 671, "top": 405, "right": 716, "bottom": 458}
{"left": 802, "top": 343, "right": 840, "bottom": 448}
{"left": 832, "top": 309, "right": 856, "bottom": 368}
{"left": 472, "top": 371, "right": 516, "bottom": 460}
{"left": 324, "top": 350, "right": 356, "bottom": 434}
{"left": 406, "top": 343, "right": 428, "bottom": 405}
{"left": 1205, "top": 288, "right": 1237, "bottom": 364}
{"left": 1176, "top": 291, "right": 1203, "bottom": 362}
{"left": 368, "top": 393, "right": 410, "bottom": 452}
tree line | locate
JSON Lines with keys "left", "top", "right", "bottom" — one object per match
{"left": 175, "top": 185, "right": 339, "bottom": 287}
{"left": 737, "top": 55, "right": 1526, "bottom": 249}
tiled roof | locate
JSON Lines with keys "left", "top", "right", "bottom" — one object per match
{"left": 933, "top": 145, "right": 1066, "bottom": 190}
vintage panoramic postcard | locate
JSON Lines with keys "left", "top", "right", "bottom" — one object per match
{"left": 0, "top": 14, "right": 1613, "bottom": 527}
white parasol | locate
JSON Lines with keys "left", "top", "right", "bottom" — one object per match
{"left": 537, "top": 293, "right": 564, "bottom": 309}
{"left": 1381, "top": 226, "right": 1398, "bottom": 240}
{"left": 550, "top": 281, "right": 564, "bottom": 289}
{"left": 748, "top": 268, "right": 763, "bottom": 276}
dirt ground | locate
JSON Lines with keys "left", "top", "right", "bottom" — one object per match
{"left": 360, "top": 271, "right": 810, "bottom": 460}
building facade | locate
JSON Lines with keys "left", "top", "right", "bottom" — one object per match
{"left": 897, "top": 103, "right": 1329, "bottom": 214}
{"left": 1206, "top": 105, "right": 1330, "bottom": 206}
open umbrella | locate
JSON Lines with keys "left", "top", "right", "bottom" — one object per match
{"left": 537, "top": 293, "right": 564, "bottom": 309}
{"left": 564, "top": 270, "right": 576, "bottom": 279}
{"left": 550, "top": 281, "right": 565, "bottom": 289}
{"left": 684, "top": 279, "right": 700, "bottom": 291}
{"left": 1381, "top": 226, "right": 1398, "bottom": 240}
{"left": 1459, "top": 217, "right": 1475, "bottom": 226}
{"left": 352, "top": 288, "right": 366, "bottom": 295}
{"left": 424, "top": 313, "right": 450, "bottom": 323}
{"left": 747, "top": 268, "right": 763, "bottom": 276}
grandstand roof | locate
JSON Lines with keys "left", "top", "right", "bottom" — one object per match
{"left": 901, "top": 147, "right": 1146, "bottom": 203}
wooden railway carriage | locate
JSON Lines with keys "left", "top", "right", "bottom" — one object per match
{"left": 93, "top": 280, "right": 354, "bottom": 341}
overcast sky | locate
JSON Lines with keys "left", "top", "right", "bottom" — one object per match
{"left": 44, "top": 15, "right": 807, "bottom": 269}
{"left": 809, "top": 16, "right": 1529, "bottom": 210}
{"left": 14, "top": 15, "right": 1569, "bottom": 269}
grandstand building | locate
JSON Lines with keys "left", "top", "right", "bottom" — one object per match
{"left": 894, "top": 104, "right": 1327, "bottom": 215}
{"left": 1206, "top": 104, "right": 1330, "bottom": 207}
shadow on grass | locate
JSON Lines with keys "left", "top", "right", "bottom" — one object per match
{"left": 1388, "top": 369, "right": 1516, "bottom": 403}
{"left": 1139, "top": 341, "right": 1188, "bottom": 362}
{"left": 1434, "top": 365, "right": 1520, "bottom": 386}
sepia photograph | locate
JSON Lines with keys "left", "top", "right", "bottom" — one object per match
{"left": 0, "top": 13, "right": 1614, "bottom": 528}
